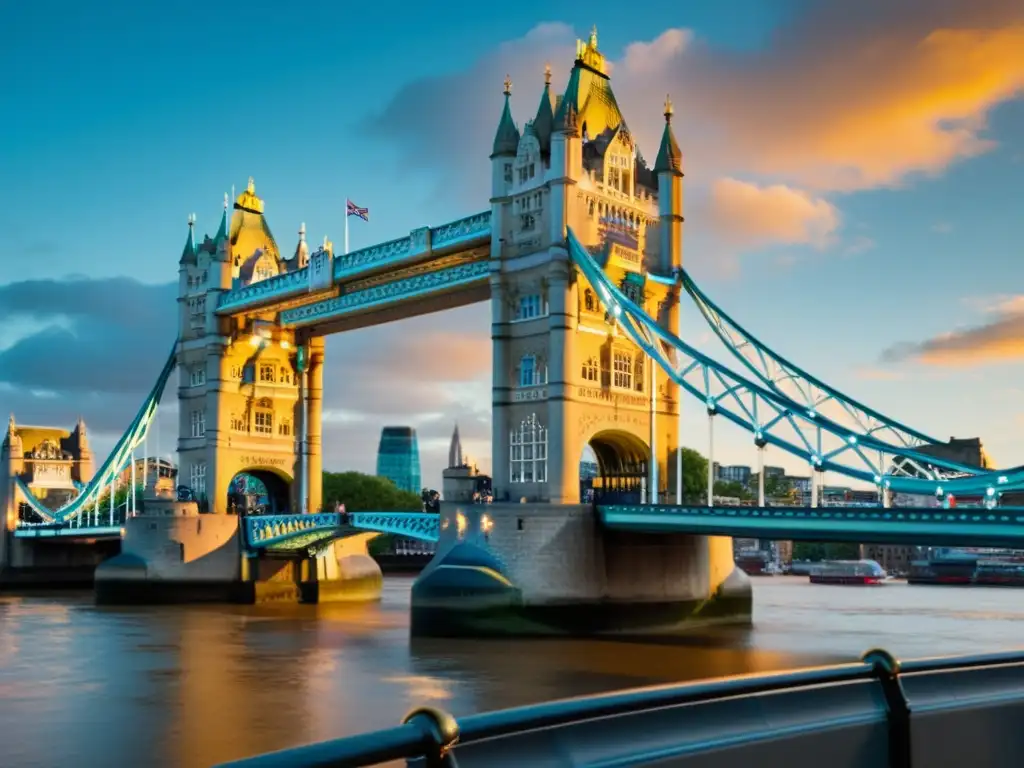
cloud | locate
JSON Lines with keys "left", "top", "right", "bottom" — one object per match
{"left": 0, "top": 276, "right": 492, "bottom": 487}
{"left": 704, "top": 178, "right": 840, "bottom": 249}
{"left": 362, "top": 2, "right": 1024, "bottom": 247}
{"left": 881, "top": 294, "right": 1024, "bottom": 366}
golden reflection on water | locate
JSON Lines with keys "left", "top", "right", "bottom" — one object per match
{"left": 2, "top": 577, "right": 1024, "bottom": 767}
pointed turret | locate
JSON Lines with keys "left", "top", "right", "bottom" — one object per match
{"left": 533, "top": 64, "right": 556, "bottom": 156}
{"left": 654, "top": 95, "right": 682, "bottom": 175}
{"left": 491, "top": 75, "right": 520, "bottom": 158}
{"left": 212, "top": 193, "right": 229, "bottom": 254}
{"left": 293, "top": 222, "right": 309, "bottom": 269}
{"left": 179, "top": 213, "right": 197, "bottom": 265}
{"left": 448, "top": 423, "right": 463, "bottom": 469}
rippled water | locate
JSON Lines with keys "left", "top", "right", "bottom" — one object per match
{"left": 2, "top": 577, "right": 1023, "bottom": 767}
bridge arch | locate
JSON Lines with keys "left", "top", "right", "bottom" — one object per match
{"left": 228, "top": 467, "right": 292, "bottom": 515}
{"left": 582, "top": 428, "right": 650, "bottom": 504}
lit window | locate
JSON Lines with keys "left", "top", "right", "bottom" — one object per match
{"left": 510, "top": 414, "right": 548, "bottom": 484}
{"left": 254, "top": 399, "right": 274, "bottom": 435}
{"left": 190, "top": 410, "right": 206, "bottom": 438}
{"left": 613, "top": 350, "right": 633, "bottom": 389}
{"left": 258, "top": 364, "right": 275, "bottom": 383}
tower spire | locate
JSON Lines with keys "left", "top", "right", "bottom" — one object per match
{"left": 491, "top": 74, "right": 521, "bottom": 158}
{"left": 180, "top": 213, "right": 198, "bottom": 264}
{"left": 448, "top": 422, "right": 463, "bottom": 469}
{"left": 654, "top": 93, "right": 682, "bottom": 175}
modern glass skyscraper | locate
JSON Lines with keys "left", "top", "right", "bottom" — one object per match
{"left": 375, "top": 426, "right": 421, "bottom": 493}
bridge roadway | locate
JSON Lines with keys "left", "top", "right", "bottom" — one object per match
{"left": 16, "top": 503, "right": 1024, "bottom": 549}
{"left": 219, "top": 647, "right": 1024, "bottom": 767}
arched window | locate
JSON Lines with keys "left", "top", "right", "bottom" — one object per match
{"left": 612, "top": 350, "right": 633, "bottom": 389}
{"left": 510, "top": 414, "right": 548, "bottom": 483}
{"left": 633, "top": 355, "right": 645, "bottom": 393}
{"left": 584, "top": 289, "right": 595, "bottom": 312}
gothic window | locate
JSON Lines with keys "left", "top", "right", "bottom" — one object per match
{"left": 514, "top": 294, "right": 546, "bottom": 321}
{"left": 189, "top": 367, "right": 205, "bottom": 387}
{"left": 279, "top": 366, "right": 292, "bottom": 385}
{"left": 518, "top": 355, "right": 546, "bottom": 387}
{"left": 190, "top": 409, "right": 206, "bottom": 438}
{"left": 230, "top": 413, "right": 246, "bottom": 433}
{"left": 581, "top": 357, "right": 599, "bottom": 382}
{"left": 254, "top": 398, "right": 273, "bottom": 435}
{"left": 622, "top": 280, "right": 643, "bottom": 305}
{"left": 510, "top": 413, "right": 548, "bottom": 484}
{"left": 279, "top": 419, "right": 292, "bottom": 437}
{"left": 504, "top": 163, "right": 512, "bottom": 184}
{"left": 254, "top": 263, "right": 275, "bottom": 282}
{"left": 190, "top": 462, "right": 207, "bottom": 498}
{"left": 528, "top": 163, "right": 535, "bottom": 179}
{"left": 583, "top": 289, "right": 595, "bottom": 312}
{"left": 230, "top": 365, "right": 243, "bottom": 379}
{"left": 634, "top": 355, "right": 645, "bottom": 393}
{"left": 519, "top": 213, "right": 535, "bottom": 231}
{"left": 612, "top": 350, "right": 633, "bottom": 389}
{"left": 588, "top": 199, "right": 595, "bottom": 218}
{"left": 258, "top": 364, "right": 275, "bottom": 383}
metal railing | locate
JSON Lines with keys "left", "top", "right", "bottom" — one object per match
{"left": 217, "top": 647, "right": 1024, "bottom": 768}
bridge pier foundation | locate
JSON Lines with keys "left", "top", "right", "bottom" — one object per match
{"left": 410, "top": 503, "right": 751, "bottom": 638}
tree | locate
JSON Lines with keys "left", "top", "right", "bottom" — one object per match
{"left": 714, "top": 480, "right": 751, "bottom": 501}
{"left": 321, "top": 471, "right": 422, "bottom": 512}
{"left": 764, "top": 474, "right": 792, "bottom": 498}
{"left": 666, "top": 447, "right": 709, "bottom": 503}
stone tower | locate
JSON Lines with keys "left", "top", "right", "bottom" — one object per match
{"left": 488, "top": 29, "right": 683, "bottom": 505}
{"left": 175, "top": 181, "right": 320, "bottom": 514}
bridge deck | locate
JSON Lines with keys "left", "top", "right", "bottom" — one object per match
{"left": 599, "top": 503, "right": 1024, "bottom": 547}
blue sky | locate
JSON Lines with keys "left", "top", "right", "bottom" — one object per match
{"left": 2, "top": 0, "right": 1023, "bottom": 489}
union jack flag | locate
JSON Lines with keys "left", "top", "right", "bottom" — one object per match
{"left": 346, "top": 199, "right": 369, "bottom": 221}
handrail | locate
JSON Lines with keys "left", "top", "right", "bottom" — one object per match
{"left": 218, "top": 646, "right": 1024, "bottom": 767}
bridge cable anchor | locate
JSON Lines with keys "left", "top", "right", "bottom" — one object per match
{"left": 402, "top": 706, "right": 461, "bottom": 767}
{"left": 862, "top": 648, "right": 912, "bottom": 768}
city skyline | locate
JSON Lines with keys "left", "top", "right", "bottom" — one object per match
{"left": 2, "top": 2, "right": 1023, "bottom": 489}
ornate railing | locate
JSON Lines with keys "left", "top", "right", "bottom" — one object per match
{"left": 218, "top": 648, "right": 1024, "bottom": 767}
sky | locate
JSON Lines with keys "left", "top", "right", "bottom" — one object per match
{"left": 1, "top": 0, "right": 1023, "bottom": 492}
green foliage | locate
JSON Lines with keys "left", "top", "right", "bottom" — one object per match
{"left": 368, "top": 534, "right": 395, "bottom": 556}
{"left": 667, "top": 447, "right": 709, "bottom": 503}
{"left": 321, "top": 471, "right": 422, "bottom": 513}
{"left": 764, "top": 474, "right": 792, "bottom": 497}
{"left": 792, "top": 542, "right": 861, "bottom": 561}
{"left": 713, "top": 480, "right": 751, "bottom": 500}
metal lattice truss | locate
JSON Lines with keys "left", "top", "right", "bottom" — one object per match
{"left": 565, "top": 228, "right": 1024, "bottom": 498}
{"left": 680, "top": 272, "right": 937, "bottom": 450}
{"left": 348, "top": 512, "right": 440, "bottom": 542}
{"left": 243, "top": 511, "right": 440, "bottom": 552}
{"left": 14, "top": 344, "right": 178, "bottom": 525}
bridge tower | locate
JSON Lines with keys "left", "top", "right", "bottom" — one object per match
{"left": 489, "top": 29, "right": 682, "bottom": 506}
{"left": 176, "top": 181, "right": 318, "bottom": 515}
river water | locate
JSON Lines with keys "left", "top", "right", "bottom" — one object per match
{"left": 2, "top": 577, "right": 1023, "bottom": 767}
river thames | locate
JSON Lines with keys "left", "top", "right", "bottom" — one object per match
{"left": 2, "top": 577, "right": 1023, "bottom": 767}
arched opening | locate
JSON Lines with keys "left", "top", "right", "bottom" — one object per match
{"left": 228, "top": 469, "right": 291, "bottom": 516}
{"left": 580, "top": 429, "right": 649, "bottom": 505}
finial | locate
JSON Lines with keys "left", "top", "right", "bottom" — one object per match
{"left": 664, "top": 94, "right": 674, "bottom": 123}
{"left": 299, "top": 222, "right": 306, "bottom": 241}
{"left": 589, "top": 25, "right": 598, "bottom": 48}
{"left": 247, "top": 176, "right": 255, "bottom": 193}
{"left": 187, "top": 212, "right": 196, "bottom": 228}
{"left": 223, "top": 193, "right": 229, "bottom": 210}
{"left": 503, "top": 74, "right": 512, "bottom": 96}
{"left": 544, "top": 63, "right": 552, "bottom": 85}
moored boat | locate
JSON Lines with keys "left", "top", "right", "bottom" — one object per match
{"left": 809, "top": 559, "right": 887, "bottom": 585}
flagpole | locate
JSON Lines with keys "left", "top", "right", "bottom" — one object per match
{"left": 344, "top": 200, "right": 350, "bottom": 255}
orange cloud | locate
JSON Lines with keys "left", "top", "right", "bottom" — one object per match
{"left": 704, "top": 178, "right": 840, "bottom": 249}
{"left": 881, "top": 296, "right": 1024, "bottom": 366}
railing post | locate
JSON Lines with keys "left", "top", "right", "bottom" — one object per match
{"left": 402, "top": 707, "right": 460, "bottom": 767}
{"left": 862, "top": 648, "right": 911, "bottom": 768}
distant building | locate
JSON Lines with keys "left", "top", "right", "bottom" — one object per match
{"left": 376, "top": 426, "right": 421, "bottom": 493}
{"left": 717, "top": 465, "right": 752, "bottom": 485}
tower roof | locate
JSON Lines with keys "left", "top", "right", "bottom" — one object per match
{"left": 554, "top": 27, "right": 626, "bottom": 138}
{"left": 229, "top": 178, "right": 280, "bottom": 266}
{"left": 448, "top": 423, "right": 463, "bottom": 469}
{"left": 179, "top": 214, "right": 197, "bottom": 265}
{"left": 532, "top": 64, "right": 556, "bottom": 156}
{"left": 654, "top": 95, "right": 682, "bottom": 175}
{"left": 491, "top": 75, "right": 521, "bottom": 158}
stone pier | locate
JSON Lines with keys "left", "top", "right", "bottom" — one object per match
{"left": 94, "top": 476, "right": 383, "bottom": 604}
{"left": 410, "top": 499, "right": 751, "bottom": 638}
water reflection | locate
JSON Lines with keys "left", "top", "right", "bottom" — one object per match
{"left": 1, "top": 577, "right": 1022, "bottom": 767}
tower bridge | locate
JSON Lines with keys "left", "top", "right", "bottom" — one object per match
{"left": 3, "top": 28, "right": 1022, "bottom": 631}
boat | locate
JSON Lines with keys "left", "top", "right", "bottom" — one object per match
{"left": 808, "top": 559, "right": 887, "bottom": 585}
{"left": 973, "top": 559, "right": 1024, "bottom": 586}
